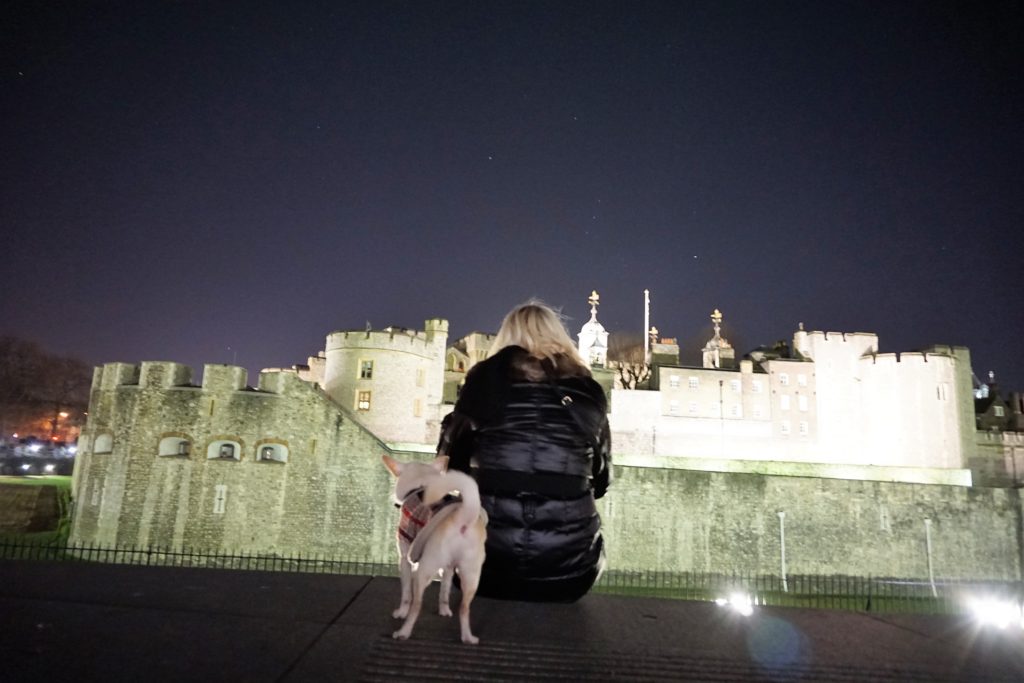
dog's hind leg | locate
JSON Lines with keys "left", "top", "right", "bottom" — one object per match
{"left": 455, "top": 564, "right": 482, "bottom": 645}
{"left": 438, "top": 566, "right": 454, "bottom": 617}
{"left": 393, "top": 548, "right": 413, "bottom": 619}
{"left": 392, "top": 567, "right": 431, "bottom": 640}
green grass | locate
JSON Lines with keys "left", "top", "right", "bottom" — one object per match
{"left": 0, "top": 475, "right": 73, "bottom": 545}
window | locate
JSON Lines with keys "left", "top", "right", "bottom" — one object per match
{"left": 414, "top": 398, "right": 422, "bottom": 417}
{"left": 688, "top": 402, "right": 699, "bottom": 415}
{"left": 357, "top": 391, "right": 371, "bottom": 411}
{"left": 159, "top": 435, "right": 191, "bottom": 457}
{"left": 799, "top": 421, "right": 809, "bottom": 436}
{"left": 206, "top": 440, "right": 241, "bottom": 460}
{"left": 730, "top": 379, "right": 741, "bottom": 393}
{"left": 779, "top": 373, "right": 790, "bottom": 386}
{"left": 752, "top": 380, "right": 763, "bottom": 394}
{"left": 798, "top": 395, "right": 808, "bottom": 412}
{"left": 710, "top": 403, "right": 721, "bottom": 417}
{"left": 359, "top": 360, "right": 374, "bottom": 379}
{"left": 416, "top": 368, "right": 425, "bottom": 387}
{"left": 669, "top": 399, "right": 680, "bottom": 415}
{"left": 669, "top": 375, "right": 680, "bottom": 388}
{"left": 780, "top": 395, "right": 790, "bottom": 411}
{"left": 797, "top": 374, "right": 807, "bottom": 387}
{"left": 753, "top": 406, "right": 763, "bottom": 419}
{"left": 688, "top": 377, "right": 699, "bottom": 389}
{"left": 731, "top": 404, "right": 742, "bottom": 417}
{"left": 994, "top": 406, "right": 1005, "bottom": 417}
{"left": 937, "top": 383, "right": 949, "bottom": 401}
{"left": 780, "top": 421, "right": 791, "bottom": 436}
{"left": 213, "top": 485, "right": 227, "bottom": 514}
{"left": 257, "top": 444, "right": 288, "bottom": 463}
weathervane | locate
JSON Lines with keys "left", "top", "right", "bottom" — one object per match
{"left": 588, "top": 290, "right": 600, "bottom": 320}
{"left": 710, "top": 309, "right": 723, "bottom": 338}
{"left": 649, "top": 325, "right": 659, "bottom": 345}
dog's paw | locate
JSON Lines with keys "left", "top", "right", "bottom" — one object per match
{"left": 392, "top": 629, "right": 410, "bottom": 640}
{"left": 438, "top": 604, "right": 453, "bottom": 617}
{"left": 461, "top": 633, "right": 479, "bottom": 645}
{"left": 392, "top": 606, "right": 409, "bottom": 619}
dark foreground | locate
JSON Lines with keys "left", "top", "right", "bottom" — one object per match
{"left": 2, "top": 560, "right": 1022, "bottom": 682}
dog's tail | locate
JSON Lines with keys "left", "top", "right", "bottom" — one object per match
{"left": 408, "top": 471, "right": 484, "bottom": 565}
{"left": 425, "top": 470, "right": 481, "bottom": 531}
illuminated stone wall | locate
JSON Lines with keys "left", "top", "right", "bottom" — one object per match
{"left": 599, "top": 464, "right": 1022, "bottom": 580}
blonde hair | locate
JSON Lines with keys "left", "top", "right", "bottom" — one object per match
{"left": 490, "top": 300, "right": 589, "bottom": 376}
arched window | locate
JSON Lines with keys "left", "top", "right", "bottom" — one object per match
{"left": 159, "top": 435, "right": 191, "bottom": 457}
{"left": 206, "top": 439, "right": 242, "bottom": 461}
{"left": 256, "top": 442, "right": 288, "bottom": 463}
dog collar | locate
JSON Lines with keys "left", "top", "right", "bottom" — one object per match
{"left": 394, "top": 486, "right": 424, "bottom": 509}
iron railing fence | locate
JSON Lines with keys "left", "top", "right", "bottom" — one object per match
{"left": 1, "top": 538, "right": 1020, "bottom": 616}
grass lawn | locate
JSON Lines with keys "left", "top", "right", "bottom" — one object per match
{"left": 0, "top": 475, "right": 73, "bottom": 546}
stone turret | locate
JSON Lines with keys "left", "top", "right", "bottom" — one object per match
{"left": 578, "top": 290, "right": 609, "bottom": 367}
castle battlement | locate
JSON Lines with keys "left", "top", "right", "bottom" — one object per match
{"left": 201, "top": 364, "right": 248, "bottom": 392}
{"left": 861, "top": 351, "right": 956, "bottom": 370}
{"left": 325, "top": 318, "right": 449, "bottom": 357}
{"left": 139, "top": 361, "right": 193, "bottom": 388}
{"left": 96, "top": 362, "right": 141, "bottom": 390}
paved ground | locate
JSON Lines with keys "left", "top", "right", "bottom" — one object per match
{"left": 2, "top": 560, "right": 1022, "bottom": 682}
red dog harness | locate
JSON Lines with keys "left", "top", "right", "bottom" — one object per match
{"left": 397, "top": 489, "right": 462, "bottom": 544}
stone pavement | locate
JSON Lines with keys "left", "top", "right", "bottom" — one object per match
{"left": 2, "top": 560, "right": 1022, "bottom": 682}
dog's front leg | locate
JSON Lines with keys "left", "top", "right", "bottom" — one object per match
{"left": 392, "top": 568, "right": 430, "bottom": 640}
{"left": 393, "top": 545, "right": 413, "bottom": 619}
{"left": 438, "top": 567, "right": 454, "bottom": 617}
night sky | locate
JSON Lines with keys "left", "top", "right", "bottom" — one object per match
{"left": 4, "top": 2, "right": 1022, "bottom": 391}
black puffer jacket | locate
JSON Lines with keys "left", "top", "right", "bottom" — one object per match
{"left": 439, "top": 345, "right": 611, "bottom": 602}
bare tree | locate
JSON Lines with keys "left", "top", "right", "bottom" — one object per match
{"left": 607, "top": 332, "right": 650, "bottom": 390}
{"left": 0, "top": 336, "right": 91, "bottom": 440}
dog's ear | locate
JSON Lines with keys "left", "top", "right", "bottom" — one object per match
{"left": 382, "top": 454, "right": 403, "bottom": 477}
{"left": 431, "top": 455, "right": 449, "bottom": 473}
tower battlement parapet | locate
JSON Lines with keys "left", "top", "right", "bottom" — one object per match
{"left": 862, "top": 351, "right": 957, "bottom": 370}
{"left": 257, "top": 369, "right": 320, "bottom": 397}
{"left": 326, "top": 328, "right": 442, "bottom": 356}
{"left": 201, "top": 364, "right": 248, "bottom": 392}
{"left": 97, "top": 363, "right": 141, "bottom": 390}
{"left": 139, "top": 361, "right": 193, "bottom": 388}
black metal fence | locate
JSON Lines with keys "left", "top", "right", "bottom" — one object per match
{"left": 1, "top": 538, "right": 1020, "bottom": 616}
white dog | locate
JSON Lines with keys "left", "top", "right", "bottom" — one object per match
{"left": 382, "top": 454, "right": 488, "bottom": 644}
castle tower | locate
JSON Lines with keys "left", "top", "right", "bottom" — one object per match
{"left": 702, "top": 309, "right": 736, "bottom": 369}
{"left": 577, "top": 290, "right": 609, "bottom": 367}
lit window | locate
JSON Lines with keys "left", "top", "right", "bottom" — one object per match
{"left": 798, "top": 374, "right": 807, "bottom": 387}
{"left": 730, "top": 379, "right": 741, "bottom": 393}
{"left": 752, "top": 380, "right": 763, "bottom": 394}
{"left": 213, "top": 485, "right": 227, "bottom": 514}
{"left": 416, "top": 368, "right": 425, "bottom": 387}
{"left": 359, "top": 360, "right": 374, "bottom": 379}
{"left": 779, "top": 373, "right": 790, "bottom": 386}
{"left": 207, "top": 440, "right": 241, "bottom": 460}
{"left": 798, "top": 395, "right": 808, "bottom": 412}
{"left": 710, "top": 403, "right": 721, "bottom": 417}
{"left": 753, "top": 406, "right": 763, "bottom": 419}
{"left": 994, "top": 406, "right": 1005, "bottom": 417}
{"left": 669, "top": 375, "right": 680, "bottom": 388}
{"left": 357, "top": 391, "right": 371, "bottom": 411}
{"left": 688, "top": 402, "right": 699, "bottom": 415}
{"left": 780, "top": 395, "right": 790, "bottom": 411}
{"left": 780, "top": 421, "right": 791, "bottom": 436}
{"left": 731, "top": 404, "right": 742, "bottom": 417}
{"left": 414, "top": 398, "right": 422, "bottom": 417}
{"left": 688, "top": 377, "right": 699, "bottom": 389}
{"left": 799, "top": 421, "right": 808, "bottom": 436}
{"left": 669, "top": 399, "right": 680, "bottom": 415}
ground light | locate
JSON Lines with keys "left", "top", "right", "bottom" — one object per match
{"left": 966, "top": 596, "right": 1024, "bottom": 630}
{"left": 715, "top": 592, "right": 755, "bottom": 617}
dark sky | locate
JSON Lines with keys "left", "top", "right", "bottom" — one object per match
{"left": 3, "top": 1, "right": 1022, "bottom": 390}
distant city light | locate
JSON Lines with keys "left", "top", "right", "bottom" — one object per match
{"left": 44, "top": 464, "right": 55, "bottom": 473}
{"left": 68, "top": 446, "right": 77, "bottom": 454}
{"left": 28, "top": 444, "right": 42, "bottom": 453}
{"left": 20, "top": 464, "right": 31, "bottom": 471}
{"left": 59, "top": 412, "right": 69, "bottom": 418}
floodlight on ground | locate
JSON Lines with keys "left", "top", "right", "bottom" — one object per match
{"left": 715, "top": 592, "right": 755, "bottom": 616}
{"left": 44, "top": 464, "right": 55, "bottom": 473}
{"left": 29, "top": 444, "right": 42, "bottom": 453}
{"left": 967, "top": 596, "right": 1023, "bottom": 630}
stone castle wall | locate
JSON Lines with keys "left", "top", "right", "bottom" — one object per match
{"left": 70, "top": 360, "right": 1024, "bottom": 580}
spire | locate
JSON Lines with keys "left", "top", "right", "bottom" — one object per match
{"left": 578, "top": 290, "right": 609, "bottom": 368}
